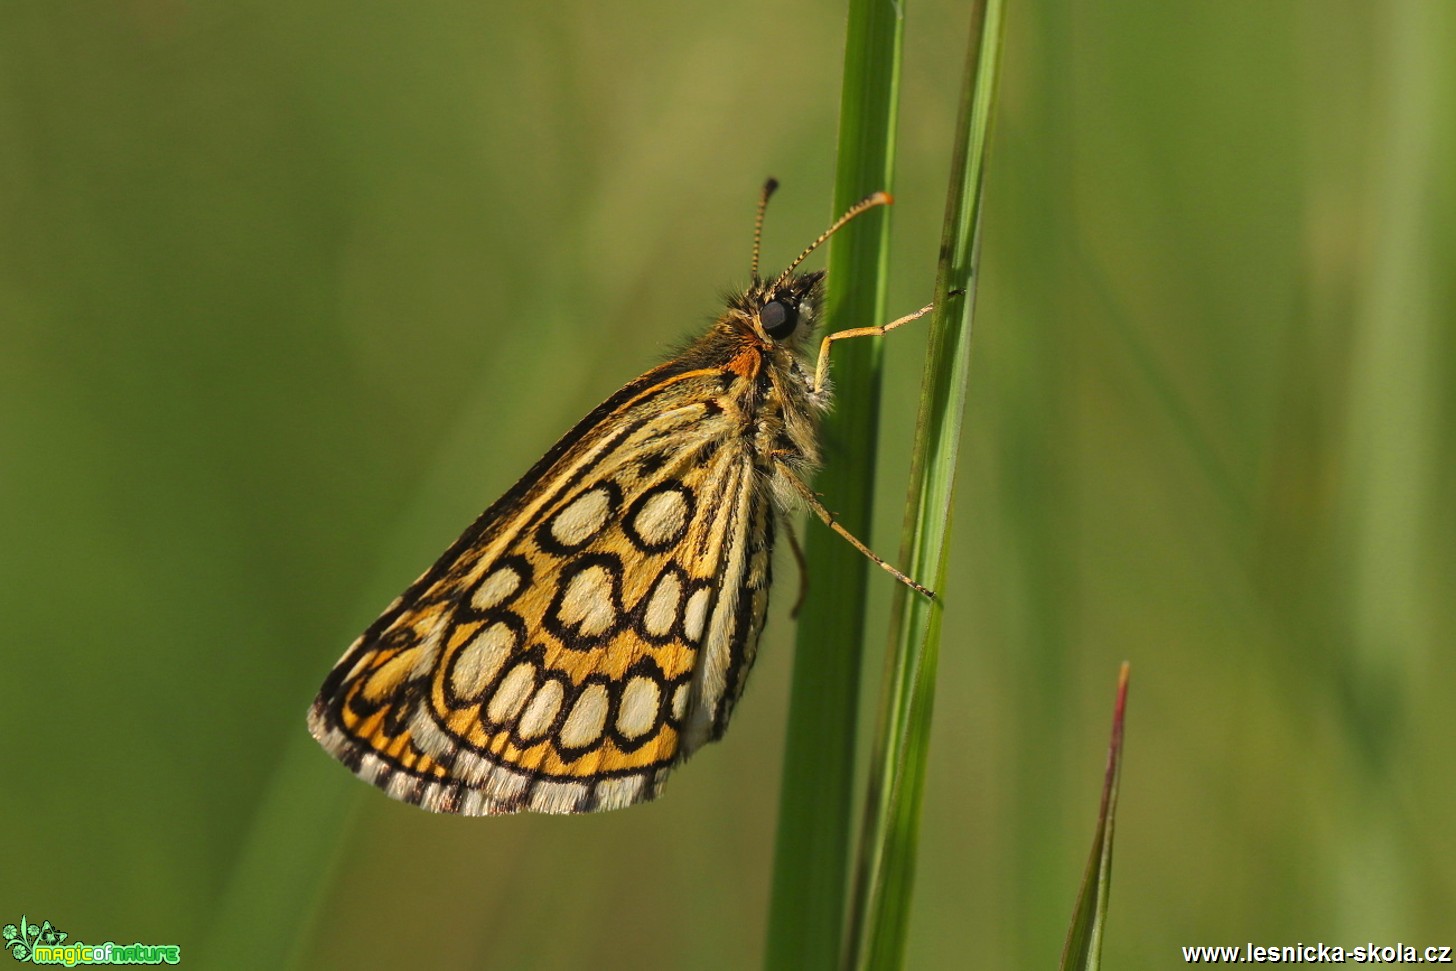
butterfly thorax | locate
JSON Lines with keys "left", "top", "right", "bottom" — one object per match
{"left": 703, "top": 269, "right": 830, "bottom": 495}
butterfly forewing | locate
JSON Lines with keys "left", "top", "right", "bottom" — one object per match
{"left": 309, "top": 343, "right": 782, "bottom": 815}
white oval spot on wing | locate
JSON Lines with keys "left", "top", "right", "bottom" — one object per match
{"left": 642, "top": 570, "right": 682, "bottom": 637}
{"left": 616, "top": 676, "right": 661, "bottom": 739}
{"left": 632, "top": 488, "right": 689, "bottom": 547}
{"left": 486, "top": 661, "right": 536, "bottom": 723}
{"left": 516, "top": 680, "right": 565, "bottom": 741}
{"left": 558, "top": 683, "right": 610, "bottom": 749}
{"left": 551, "top": 487, "right": 614, "bottom": 548}
{"left": 683, "top": 587, "right": 712, "bottom": 643}
{"left": 671, "top": 683, "right": 688, "bottom": 721}
{"left": 450, "top": 621, "right": 517, "bottom": 702}
{"left": 471, "top": 565, "right": 522, "bottom": 611}
{"left": 558, "top": 565, "right": 617, "bottom": 636}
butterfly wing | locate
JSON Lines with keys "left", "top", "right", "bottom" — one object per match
{"left": 308, "top": 356, "right": 777, "bottom": 814}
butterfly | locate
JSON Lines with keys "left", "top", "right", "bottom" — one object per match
{"left": 307, "top": 180, "right": 934, "bottom": 815}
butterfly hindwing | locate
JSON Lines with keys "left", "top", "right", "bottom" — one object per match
{"left": 308, "top": 359, "right": 777, "bottom": 814}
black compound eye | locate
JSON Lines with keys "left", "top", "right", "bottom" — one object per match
{"left": 760, "top": 298, "right": 799, "bottom": 339}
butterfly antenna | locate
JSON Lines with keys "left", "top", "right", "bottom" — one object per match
{"left": 771, "top": 190, "right": 893, "bottom": 291}
{"left": 751, "top": 177, "right": 779, "bottom": 283}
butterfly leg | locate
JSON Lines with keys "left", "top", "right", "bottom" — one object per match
{"left": 778, "top": 511, "right": 810, "bottom": 618}
{"left": 810, "top": 301, "right": 935, "bottom": 394}
{"left": 772, "top": 456, "right": 936, "bottom": 600}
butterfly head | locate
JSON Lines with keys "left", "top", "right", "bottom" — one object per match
{"left": 735, "top": 182, "right": 889, "bottom": 349}
{"left": 733, "top": 270, "right": 825, "bottom": 348}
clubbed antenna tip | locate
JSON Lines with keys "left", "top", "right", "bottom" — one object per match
{"left": 751, "top": 178, "right": 781, "bottom": 282}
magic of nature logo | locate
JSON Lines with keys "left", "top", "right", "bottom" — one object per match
{"left": 4, "top": 917, "right": 179, "bottom": 966}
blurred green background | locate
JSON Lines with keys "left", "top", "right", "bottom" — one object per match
{"left": 3, "top": 1, "right": 1452, "bottom": 968}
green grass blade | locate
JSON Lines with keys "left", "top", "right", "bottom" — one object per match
{"left": 1060, "top": 664, "right": 1132, "bottom": 971}
{"left": 762, "top": 0, "right": 905, "bottom": 968}
{"left": 848, "top": 1, "right": 1005, "bottom": 967}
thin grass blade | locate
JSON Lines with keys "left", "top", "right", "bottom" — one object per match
{"left": 1060, "top": 663, "right": 1132, "bottom": 971}
{"left": 763, "top": 0, "right": 905, "bottom": 967}
{"left": 848, "top": 1, "right": 1006, "bottom": 966}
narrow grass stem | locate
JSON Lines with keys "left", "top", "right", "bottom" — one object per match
{"left": 848, "top": 1, "right": 1006, "bottom": 967}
